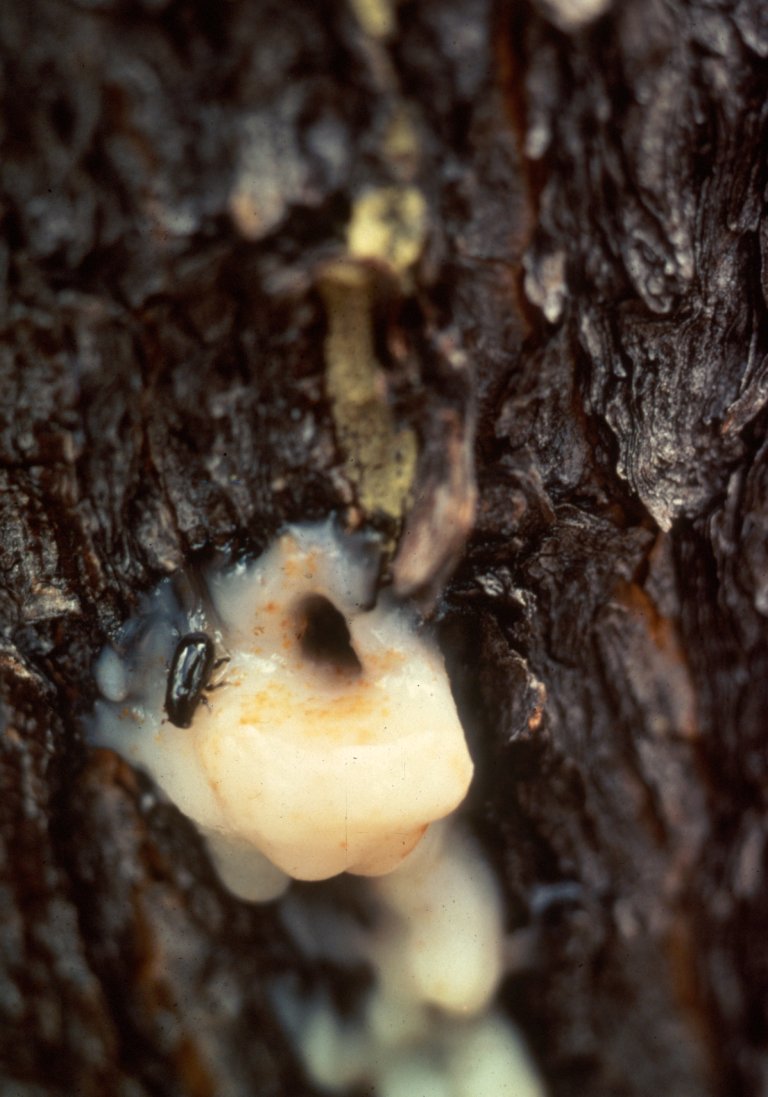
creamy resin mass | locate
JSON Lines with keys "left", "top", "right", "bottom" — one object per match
{"left": 89, "top": 519, "right": 547, "bottom": 1097}
{"left": 90, "top": 520, "right": 474, "bottom": 897}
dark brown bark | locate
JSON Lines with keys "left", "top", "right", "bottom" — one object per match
{"left": 1, "top": 0, "right": 766, "bottom": 1095}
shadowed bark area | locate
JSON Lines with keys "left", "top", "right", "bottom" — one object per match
{"left": 1, "top": 1, "right": 766, "bottom": 1095}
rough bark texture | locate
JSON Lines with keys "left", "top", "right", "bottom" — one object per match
{"left": 1, "top": 1, "right": 767, "bottom": 1095}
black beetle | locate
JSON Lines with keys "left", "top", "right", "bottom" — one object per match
{"left": 165, "top": 631, "right": 216, "bottom": 728}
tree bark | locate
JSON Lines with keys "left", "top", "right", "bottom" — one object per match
{"left": 1, "top": 1, "right": 766, "bottom": 1095}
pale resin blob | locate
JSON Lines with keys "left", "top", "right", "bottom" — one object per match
{"left": 274, "top": 820, "right": 547, "bottom": 1097}
{"left": 89, "top": 520, "right": 547, "bottom": 1097}
{"left": 90, "top": 520, "right": 473, "bottom": 896}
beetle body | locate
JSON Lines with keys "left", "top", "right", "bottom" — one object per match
{"left": 165, "top": 631, "right": 215, "bottom": 728}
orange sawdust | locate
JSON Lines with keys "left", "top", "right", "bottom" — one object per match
{"left": 234, "top": 679, "right": 393, "bottom": 744}
{"left": 281, "top": 545, "right": 319, "bottom": 581}
{"left": 362, "top": 647, "right": 408, "bottom": 675}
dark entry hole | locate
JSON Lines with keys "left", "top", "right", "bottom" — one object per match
{"left": 295, "top": 594, "right": 362, "bottom": 675}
